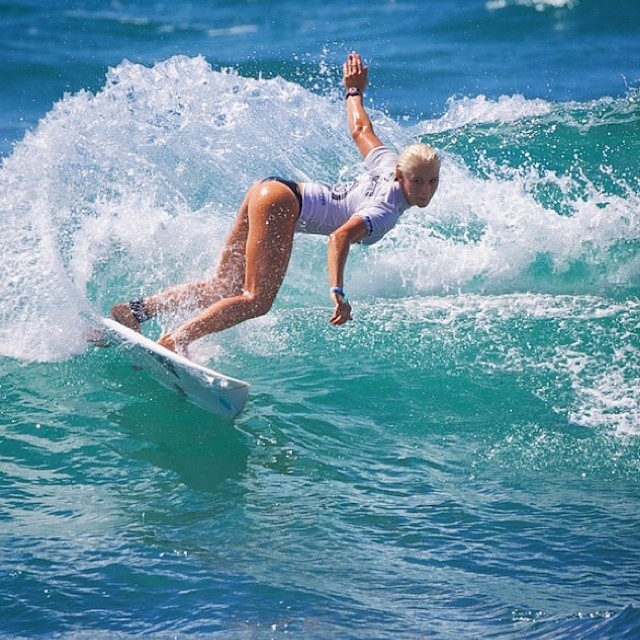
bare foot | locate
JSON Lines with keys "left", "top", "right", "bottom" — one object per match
{"left": 110, "top": 303, "right": 141, "bottom": 332}
{"left": 158, "top": 333, "right": 190, "bottom": 359}
{"left": 157, "top": 333, "right": 176, "bottom": 352}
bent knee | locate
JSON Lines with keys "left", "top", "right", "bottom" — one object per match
{"left": 242, "top": 291, "right": 274, "bottom": 318}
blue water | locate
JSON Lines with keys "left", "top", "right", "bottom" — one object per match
{"left": 2, "top": 1, "right": 640, "bottom": 638}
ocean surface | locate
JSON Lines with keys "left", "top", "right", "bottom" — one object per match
{"left": 2, "top": 0, "right": 640, "bottom": 638}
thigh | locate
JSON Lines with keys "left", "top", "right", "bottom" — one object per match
{"left": 244, "top": 181, "right": 299, "bottom": 299}
{"left": 213, "top": 185, "right": 255, "bottom": 289}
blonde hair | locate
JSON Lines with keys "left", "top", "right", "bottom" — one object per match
{"left": 396, "top": 143, "right": 440, "bottom": 174}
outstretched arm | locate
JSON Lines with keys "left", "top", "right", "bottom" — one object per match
{"left": 343, "top": 52, "right": 384, "bottom": 158}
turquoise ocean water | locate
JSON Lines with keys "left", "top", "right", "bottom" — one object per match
{"left": 2, "top": 1, "right": 640, "bottom": 638}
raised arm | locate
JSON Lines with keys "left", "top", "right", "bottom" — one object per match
{"left": 343, "top": 52, "right": 384, "bottom": 158}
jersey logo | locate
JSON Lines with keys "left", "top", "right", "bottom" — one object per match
{"left": 364, "top": 174, "right": 380, "bottom": 198}
{"left": 330, "top": 180, "right": 356, "bottom": 201}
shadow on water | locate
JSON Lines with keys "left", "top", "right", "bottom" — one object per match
{"left": 111, "top": 402, "right": 250, "bottom": 490}
{"left": 99, "top": 355, "right": 252, "bottom": 493}
{"left": 4, "top": 342, "right": 255, "bottom": 498}
{"left": 0, "top": 347, "right": 252, "bottom": 494}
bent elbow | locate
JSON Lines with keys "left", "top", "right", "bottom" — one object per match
{"left": 329, "top": 229, "right": 349, "bottom": 247}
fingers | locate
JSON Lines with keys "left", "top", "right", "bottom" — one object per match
{"left": 346, "top": 52, "right": 363, "bottom": 68}
{"left": 343, "top": 52, "right": 368, "bottom": 81}
{"left": 329, "top": 301, "right": 353, "bottom": 326}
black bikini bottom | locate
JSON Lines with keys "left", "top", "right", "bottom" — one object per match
{"left": 262, "top": 176, "right": 302, "bottom": 212}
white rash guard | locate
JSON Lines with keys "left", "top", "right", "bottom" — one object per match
{"left": 297, "top": 146, "right": 409, "bottom": 245}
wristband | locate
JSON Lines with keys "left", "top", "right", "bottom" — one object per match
{"left": 330, "top": 287, "right": 348, "bottom": 301}
{"left": 345, "top": 87, "right": 361, "bottom": 100}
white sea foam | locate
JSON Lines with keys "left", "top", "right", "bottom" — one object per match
{"left": 486, "top": 0, "right": 579, "bottom": 11}
{"left": 373, "top": 295, "right": 640, "bottom": 436}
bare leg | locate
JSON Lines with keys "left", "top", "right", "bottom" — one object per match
{"left": 142, "top": 191, "right": 252, "bottom": 314}
{"left": 110, "top": 188, "right": 253, "bottom": 331}
{"left": 158, "top": 180, "right": 299, "bottom": 351}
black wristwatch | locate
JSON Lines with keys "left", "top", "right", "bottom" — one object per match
{"left": 345, "top": 87, "right": 362, "bottom": 99}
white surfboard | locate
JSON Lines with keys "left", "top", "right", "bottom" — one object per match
{"left": 101, "top": 317, "right": 249, "bottom": 420}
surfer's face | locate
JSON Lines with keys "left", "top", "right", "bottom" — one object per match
{"left": 397, "top": 160, "right": 440, "bottom": 208}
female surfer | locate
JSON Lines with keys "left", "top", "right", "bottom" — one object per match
{"left": 111, "top": 52, "right": 441, "bottom": 353}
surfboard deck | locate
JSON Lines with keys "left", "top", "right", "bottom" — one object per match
{"left": 101, "top": 317, "right": 249, "bottom": 420}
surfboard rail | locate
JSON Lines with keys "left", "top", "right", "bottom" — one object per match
{"left": 101, "top": 317, "right": 249, "bottom": 419}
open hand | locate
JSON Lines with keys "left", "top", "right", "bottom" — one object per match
{"left": 343, "top": 52, "right": 368, "bottom": 93}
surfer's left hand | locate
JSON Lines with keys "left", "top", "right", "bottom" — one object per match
{"left": 329, "top": 299, "right": 353, "bottom": 326}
